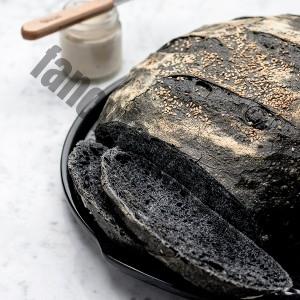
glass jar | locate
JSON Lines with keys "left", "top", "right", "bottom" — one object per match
{"left": 60, "top": 0, "right": 122, "bottom": 80}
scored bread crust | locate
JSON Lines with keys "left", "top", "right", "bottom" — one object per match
{"left": 100, "top": 147, "right": 292, "bottom": 297}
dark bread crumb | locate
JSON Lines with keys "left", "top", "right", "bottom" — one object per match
{"left": 101, "top": 147, "right": 292, "bottom": 297}
{"left": 68, "top": 140, "right": 142, "bottom": 249}
{"left": 95, "top": 121, "right": 259, "bottom": 242}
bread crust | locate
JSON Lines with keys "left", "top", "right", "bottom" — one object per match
{"left": 98, "top": 15, "right": 300, "bottom": 269}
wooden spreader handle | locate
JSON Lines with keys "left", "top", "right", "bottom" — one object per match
{"left": 21, "top": 0, "right": 114, "bottom": 40}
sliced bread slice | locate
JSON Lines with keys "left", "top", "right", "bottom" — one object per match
{"left": 67, "top": 141, "right": 141, "bottom": 249}
{"left": 95, "top": 121, "right": 258, "bottom": 242}
{"left": 101, "top": 147, "right": 293, "bottom": 297}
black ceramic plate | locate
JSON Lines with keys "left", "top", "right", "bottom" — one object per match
{"left": 60, "top": 79, "right": 299, "bottom": 300}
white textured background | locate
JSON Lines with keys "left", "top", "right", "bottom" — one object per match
{"left": 0, "top": 1, "right": 299, "bottom": 299}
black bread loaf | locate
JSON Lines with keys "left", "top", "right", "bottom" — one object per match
{"left": 97, "top": 15, "right": 300, "bottom": 276}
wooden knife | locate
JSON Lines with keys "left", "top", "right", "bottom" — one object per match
{"left": 22, "top": 0, "right": 130, "bottom": 40}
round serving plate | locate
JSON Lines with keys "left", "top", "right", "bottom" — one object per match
{"left": 60, "top": 78, "right": 298, "bottom": 300}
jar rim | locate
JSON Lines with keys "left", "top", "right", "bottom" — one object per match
{"left": 63, "top": 0, "right": 119, "bottom": 32}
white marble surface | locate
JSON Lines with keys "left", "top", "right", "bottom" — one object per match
{"left": 1, "top": 0, "right": 300, "bottom": 299}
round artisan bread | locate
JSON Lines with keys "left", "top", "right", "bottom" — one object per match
{"left": 97, "top": 15, "right": 300, "bottom": 280}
